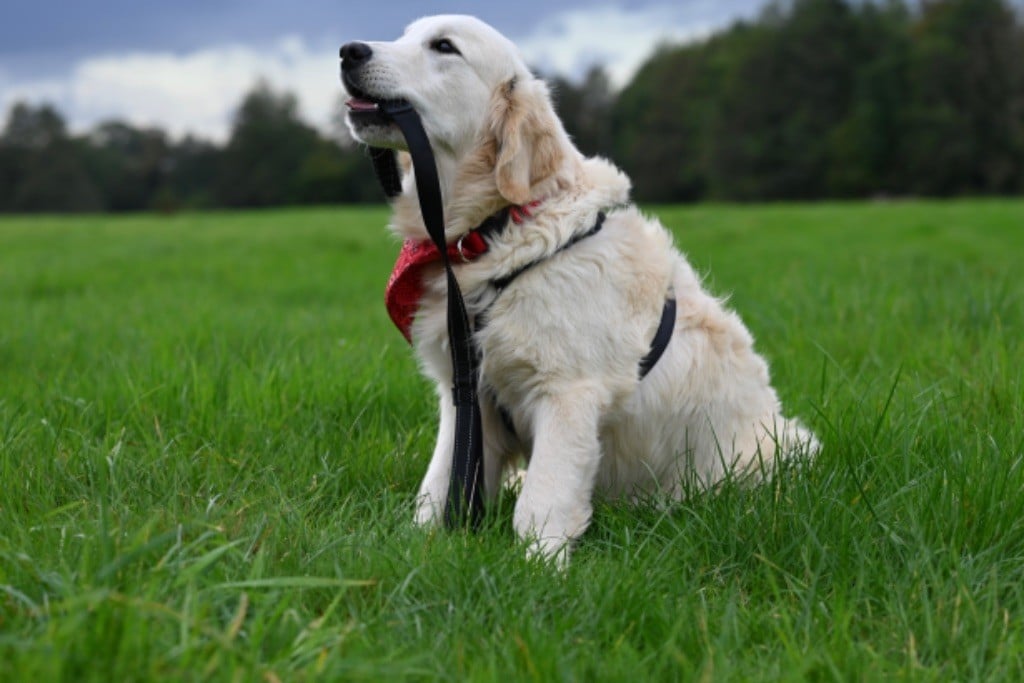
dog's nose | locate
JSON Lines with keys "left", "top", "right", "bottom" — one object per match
{"left": 340, "top": 42, "right": 373, "bottom": 68}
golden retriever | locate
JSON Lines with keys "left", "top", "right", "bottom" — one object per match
{"left": 341, "top": 15, "right": 819, "bottom": 562}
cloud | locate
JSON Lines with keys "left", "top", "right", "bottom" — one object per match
{"left": 0, "top": 3, "right": 763, "bottom": 141}
{"left": 513, "top": 2, "right": 755, "bottom": 88}
{"left": 1, "top": 36, "right": 342, "bottom": 142}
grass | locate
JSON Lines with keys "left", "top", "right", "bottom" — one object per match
{"left": 0, "top": 199, "right": 1022, "bottom": 681}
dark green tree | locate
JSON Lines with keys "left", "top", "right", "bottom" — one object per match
{"left": 901, "top": 0, "right": 1024, "bottom": 195}
{"left": 2, "top": 102, "right": 68, "bottom": 149}
{"left": 84, "top": 121, "right": 172, "bottom": 211}
{"left": 164, "top": 136, "right": 221, "bottom": 209}
{"left": 708, "top": 0, "right": 864, "bottom": 200}
{"left": 294, "top": 141, "right": 383, "bottom": 204}
{"left": 217, "top": 81, "right": 320, "bottom": 207}
{"left": 826, "top": 0, "right": 914, "bottom": 196}
{"left": 550, "top": 66, "right": 615, "bottom": 159}
{"left": 613, "top": 31, "right": 750, "bottom": 202}
{"left": 1, "top": 102, "right": 102, "bottom": 212}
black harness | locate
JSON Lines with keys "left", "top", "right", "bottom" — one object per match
{"left": 468, "top": 209, "right": 676, "bottom": 439}
{"left": 489, "top": 209, "right": 606, "bottom": 292}
{"left": 470, "top": 207, "right": 676, "bottom": 380}
{"left": 368, "top": 102, "right": 674, "bottom": 530}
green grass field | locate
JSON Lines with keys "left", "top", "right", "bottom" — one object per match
{"left": 1, "top": 200, "right": 1022, "bottom": 681}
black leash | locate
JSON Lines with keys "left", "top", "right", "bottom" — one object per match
{"left": 370, "top": 147, "right": 403, "bottom": 199}
{"left": 377, "top": 101, "right": 484, "bottom": 529}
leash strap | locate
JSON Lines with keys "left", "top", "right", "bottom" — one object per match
{"left": 370, "top": 148, "right": 403, "bottom": 199}
{"left": 379, "top": 102, "right": 484, "bottom": 529}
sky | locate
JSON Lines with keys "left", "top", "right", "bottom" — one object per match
{"left": 0, "top": 1, "right": 773, "bottom": 141}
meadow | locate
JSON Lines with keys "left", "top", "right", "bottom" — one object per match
{"left": 1, "top": 200, "right": 1022, "bottom": 681}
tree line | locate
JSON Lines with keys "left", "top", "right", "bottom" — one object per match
{"left": 1, "top": 0, "right": 1022, "bottom": 212}
{"left": 0, "top": 82, "right": 382, "bottom": 213}
{"left": 569, "top": 0, "right": 1024, "bottom": 201}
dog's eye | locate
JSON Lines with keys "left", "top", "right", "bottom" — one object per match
{"left": 430, "top": 38, "right": 461, "bottom": 56}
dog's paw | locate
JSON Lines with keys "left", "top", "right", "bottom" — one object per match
{"left": 413, "top": 495, "right": 443, "bottom": 527}
{"left": 524, "top": 535, "right": 573, "bottom": 569}
{"left": 513, "top": 497, "right": 590, "bottom": 568}
{"left": 502, "top": 465, "right": 527, "bottom": 493}
{"left": 770, "top": 418, "right": 821, "bottom": 462}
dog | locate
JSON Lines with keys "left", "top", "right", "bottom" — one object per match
{"left": 341, "top": 15, "right": 819, "bottom": 562}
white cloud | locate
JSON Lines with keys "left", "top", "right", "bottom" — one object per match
{"left": 1, "top": 36, "right": 342, "bottom": 142}
{"left": 0, "top": 4, "right": 760, "bottom": 140}
{"left": 513, "top": 3, "right": 746, "bottom": 88}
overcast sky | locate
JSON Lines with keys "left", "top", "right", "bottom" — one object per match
{"left": 0, "top": 1, "right": 774, "bottom": 141}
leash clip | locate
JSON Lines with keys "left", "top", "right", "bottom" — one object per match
{"left": 455, "top": 235, "right": 471, "bottom": 263}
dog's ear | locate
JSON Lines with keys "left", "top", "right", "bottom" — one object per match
{"left": 490, "top": 77, "right": 566, "bottom": 205}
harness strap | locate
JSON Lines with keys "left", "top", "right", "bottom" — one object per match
{"left": 495, "top": 296, "right": 675, "bottom": 438}
{"left": 491, "top": 212, "right": 606, "bottom": 292}
{"left": 639, "top": 297, "right": 676, "bottom": 379}
{"left": 480, "top": 210, "right": 673, "bottom": 381}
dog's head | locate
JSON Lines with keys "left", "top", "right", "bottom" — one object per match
{"left": 340, "top": 15, "right": 575, "bottom": 205}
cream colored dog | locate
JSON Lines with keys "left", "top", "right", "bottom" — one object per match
{"left": 342, "top": 15, "right": 818, "bottom": 562}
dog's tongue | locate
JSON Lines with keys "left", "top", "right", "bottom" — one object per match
{"left": 346, "top": 98, "right": 379, "bottom": 112}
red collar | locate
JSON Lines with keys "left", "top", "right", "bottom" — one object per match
{"left": 385, "top": 201, "right": 542, "bottom": 343}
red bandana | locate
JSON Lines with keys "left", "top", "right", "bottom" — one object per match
{"left": 385, "top": 201, "right": 541, "bottom": 343}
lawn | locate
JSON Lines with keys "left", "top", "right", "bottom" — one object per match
{"left": 1, "top": 200, "right": 1022, "bottom": 680}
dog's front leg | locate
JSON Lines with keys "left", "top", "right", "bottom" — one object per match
{"left": 514, "top": 389, "right": 605, "bottom": 563}
{"left": 413, "top": 386, "right": 454, "bottom": 526}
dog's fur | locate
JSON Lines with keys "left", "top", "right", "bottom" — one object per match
{"left": 343, "top": 15, "right": 819, "bottom": 561}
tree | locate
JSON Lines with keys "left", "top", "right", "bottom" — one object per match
{"left": 825, "top": 1, "right": 913, "bottom": 196}
{"left": 901, "top": 0, "right": 1024, "bottom": 195}
{"left": 2, "top": 102, "right": 68, "bottom": 149}
{"left": 550, "top": 66, "right": 615, "bottom": 158}
{"left": 707, "top": 0, "right": 864, "bottom": 200}
{"left": 1, "top": 102, "right": 102, "bottom": 212}
{"left": 294, "top": 140, "right": 383, "bottom": 204}
{"left": 0, "top": 141, "right": 23, "bottom": 211}
{"left": 217, "top": 81, "right": 320, "bottom": 207}
{"left": 163, "top": 135, "right": 221, "bottom": 209}
{"left": 613, "top": 33, "right": 744, "bottom": 202}
{"left": 85, "top": 121, "right": 172, "bottom": 211}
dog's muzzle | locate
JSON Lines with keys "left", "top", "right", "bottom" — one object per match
{"left": 339, "top": 42, "right": 410, "bottom": 128}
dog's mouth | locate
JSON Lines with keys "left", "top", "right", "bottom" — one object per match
{"left": 343, "top": 74, "right": 408, "bottom": 124}
{"left": 346, "top": 96, "right": 380, "bottom": 113}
